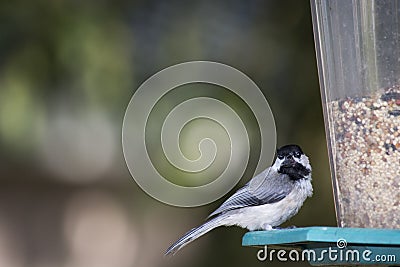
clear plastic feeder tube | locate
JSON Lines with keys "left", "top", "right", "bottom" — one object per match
{"left": 311, "top": 0, "right": 400, "bottom": 228}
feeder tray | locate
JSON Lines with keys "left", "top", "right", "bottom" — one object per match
{"left": 242, "top": 227, "right": 400, "bottom": 265}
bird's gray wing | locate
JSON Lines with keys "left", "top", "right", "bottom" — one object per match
{"left": 207, "top": 168, "right": 294, "bottom": 218}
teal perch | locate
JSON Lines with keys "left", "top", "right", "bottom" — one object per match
{"left": 242, "top": 227, "right": 400, "bottom": 265}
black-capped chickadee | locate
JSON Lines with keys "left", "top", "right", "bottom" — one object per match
{"left": 165, "top": 144, "right": 313, "bottom": 255}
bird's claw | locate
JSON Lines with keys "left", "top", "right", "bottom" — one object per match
{"left": 272, "top": 225, "right": 297, "bottom": 230}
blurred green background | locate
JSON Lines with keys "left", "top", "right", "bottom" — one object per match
{"left": 0, "top": 0, "right": 336, "bottom": 266}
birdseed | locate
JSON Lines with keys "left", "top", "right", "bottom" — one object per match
{"left": 328, "top": 85, "right": 400, "bottom": 229}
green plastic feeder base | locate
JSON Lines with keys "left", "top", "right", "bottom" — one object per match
{"left": 242, "top": 227, "right": 400, "bottom": 266}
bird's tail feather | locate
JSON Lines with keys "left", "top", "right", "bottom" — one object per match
{"left": 165, "top": 215, "right": 226, "bottom": 256}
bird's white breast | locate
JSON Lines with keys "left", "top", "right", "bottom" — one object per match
{"left": 223, "top": 178, "right": 313, "bottom": 231}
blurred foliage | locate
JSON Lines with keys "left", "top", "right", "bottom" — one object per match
{"left": 0, "top": 0, "right": 335, "bottom": 267}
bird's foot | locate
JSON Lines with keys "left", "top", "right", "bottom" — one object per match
{"left": 273, "top": 225, "right": 297, "bottom": 230}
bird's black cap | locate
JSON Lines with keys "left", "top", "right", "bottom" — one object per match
{"left": 277, "top": 144, "right": 304, "bottom": 157}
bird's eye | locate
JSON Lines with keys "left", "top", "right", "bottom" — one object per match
{"left": 277, "top": 155, "right": 284, "bottom": 160}
{"left": 294, "top": 152, "right": 301, "bottom": 158}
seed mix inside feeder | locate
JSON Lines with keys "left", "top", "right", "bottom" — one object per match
{"left": 329, "top": 86, "right": 400, "bottom": 228}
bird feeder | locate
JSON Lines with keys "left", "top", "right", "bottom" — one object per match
{"left": 243, "top": 1, "right": 400, "bottom": 265}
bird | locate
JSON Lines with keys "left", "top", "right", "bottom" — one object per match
{"left": 165, "top": 144, "right": 313, "bottom": 255}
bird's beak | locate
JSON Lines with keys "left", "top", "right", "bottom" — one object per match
{"left": 281, "top": 157, "right": 296, "bottom": 168}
